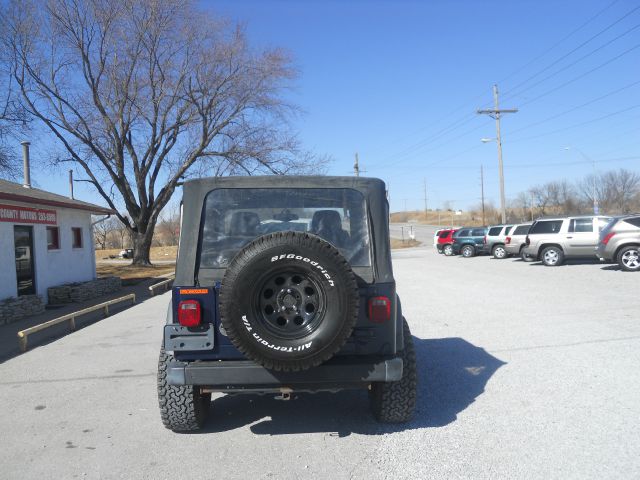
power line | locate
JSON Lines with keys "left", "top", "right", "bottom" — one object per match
{"left": 504, "top": 22, "right": 640, "bottom": 102}
{"left": 501, "top": 2, "right": 640, "bottom": 101}
{"left": 518, "top": 42, "right": 640, "bottom": 108}
{"left": 497, "top": 0, "right": 622, "bottom": 86}
{"left": 506, "top": 79, "right": 640, "bottom": 137}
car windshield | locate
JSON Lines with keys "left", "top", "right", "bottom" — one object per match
{"left": 198, "top": 188, "right": 371, "bottom": 268}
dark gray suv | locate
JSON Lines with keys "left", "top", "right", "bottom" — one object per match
{"left": 157, "top": 176, "right": 417, "bottom": 431}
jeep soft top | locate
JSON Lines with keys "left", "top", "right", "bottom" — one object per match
{"left": 157, "top": 176, "right": 417, "bottom": 431}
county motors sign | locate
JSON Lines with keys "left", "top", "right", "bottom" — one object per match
{"left": 0, "top": 204, "right": 57, "bottom": 225}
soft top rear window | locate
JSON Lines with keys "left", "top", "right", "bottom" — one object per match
{"left": 198, "top": 188, "right": 371, "bottom": 268}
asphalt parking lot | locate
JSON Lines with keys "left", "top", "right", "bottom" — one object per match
{"left": 1, "top": 241, "right": 639, "bottom": 479}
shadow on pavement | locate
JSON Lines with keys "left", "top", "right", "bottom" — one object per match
{"left": 196, "top": 337, "right": 505, "bottom": 436}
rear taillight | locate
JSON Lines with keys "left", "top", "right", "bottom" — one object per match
{"left": 483, "top": 235, "right": 487, "bottom": 244}
{"left": 178, "top": 299, "right": 201, "bottom": 327}
{"left": 368, "top": 296, "right": 391, "bottom": 323}
{"left": 505, "top": 236, "right": 511, "bottom": 244}
{"left": 601, "top": 232, "right": 616, "bottom": 245}
{"left": 525, "top": 236, "right": 530, "bottom": 246}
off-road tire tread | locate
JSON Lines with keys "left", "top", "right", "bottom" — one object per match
{"left": 219, "top": 231, "right": 359, "bottom": 372}
{"left": 157, "top": 348, "right": 210, "bottom": 431}
{"left": 369, "top": 318, "right": 417, "bottom": 423}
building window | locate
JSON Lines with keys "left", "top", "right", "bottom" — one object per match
{"left": 47, "top": 226, "right": 60, "bottom": 250}
{"left": 72, "top": 227, "right": 83, "bottom": 248}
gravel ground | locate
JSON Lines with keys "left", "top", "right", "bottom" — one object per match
{"left": 0, "top": 241, "right": 638, "bottom": 479}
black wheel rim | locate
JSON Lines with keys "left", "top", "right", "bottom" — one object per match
{"left": 253, "top": 269, "right": 326, "bottom": 339}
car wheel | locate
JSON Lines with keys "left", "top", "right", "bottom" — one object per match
{"left": 369, "top": 318, "right": 417, "bottom": 423}
{"left": 461, "top": 245, "right": 475, "bottom": 258}
{"left": 541, "top": 246, "right": 564, "bottom": 266}
{"left": 492, "top": 245, "right": 507, "bottom": 259}
{"left": 219, "top": 231, "right": 359, "bottom": 372}
{"left": 520, "top": 246, "right": 535, "bottom": 262}
{"left": 618, "top": 246, "right": 640, "bottom": 272}
{"left": 443, "top": 244, "right": 454, "bottom": 256}
{"left": 157, "top": 348, "right": 210, "bottom": 432}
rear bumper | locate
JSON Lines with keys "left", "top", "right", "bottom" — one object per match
{"left": 167, "top": 356, "right": 403, "bottom": 390}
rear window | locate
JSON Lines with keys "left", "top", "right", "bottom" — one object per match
{"left": 438, "top": 230, "right": 450, "bottom": 239}
{"left": 198, "top": 188, "right": 370, "bottom": 268}
{"left": 488, "top": 227, "right": 502, "bottom": 236}
{"left": 624, "top": 217, "right": 640, "bottom": 228}
{"left": 512, "top": 225, "right": 530, "bottom": 235}
{"left": 505, "top": 226, "right": 514, "bottom": 235}
{"left": 471, "top": 228, "right": 486, "bottom": 236}
{"left": 530, "top": 220, "right": 563, "bottom": 234}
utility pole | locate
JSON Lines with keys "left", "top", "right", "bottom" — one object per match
{"left": 480, "top": 165, "right": 486, "bottom": 226}
{"left": 423, "top": 178, "right": 428, "bottom": 222}
{"left": 477, "top": 84, "right": 518, "bottom": 224}
{"left": 530, "top": 191, "right": 535, "bottom": 221}
{"left": 354, "top": 152, "right": 360, "bottom": 177}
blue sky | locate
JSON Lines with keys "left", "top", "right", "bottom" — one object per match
{"left": 27, "top": 0, "right": 640, "bottom": 214}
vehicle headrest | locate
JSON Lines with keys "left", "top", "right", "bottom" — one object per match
{"left": 229, "top": 211, "right": 260, "bottom": 236}
{"left": 311, "top": 210, "right": 342, "bottom": 232}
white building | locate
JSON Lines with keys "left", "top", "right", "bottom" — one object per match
{"left": 0, "top": 178, "right": 113, "bottom": 302}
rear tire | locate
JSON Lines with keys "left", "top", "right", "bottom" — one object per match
{"left": 617, "top": 246, "right": 640, "bottom": 272}
{"left": 492, "top": 245, "right": 507, "bottom": 259}
{"left": 541, "top": 246, "right": 564, "bottom": 266}
{"left": 369, "top": 318, "right": 417, "bottom": 423}
{"left": 520, "top": 246, "right": 535, "bottom": 262}
{"left": 157, "top": 348, "right": 210, "bottom": 432}
{"left": 443, "top": 244, "right": 454, "bottom": 256}
{"left": 461, "top": 245, "right": 475, "bottom": 258}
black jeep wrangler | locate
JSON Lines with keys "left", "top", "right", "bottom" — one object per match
{"left": 158, "top": 176, "right": 417, "bottom": 431}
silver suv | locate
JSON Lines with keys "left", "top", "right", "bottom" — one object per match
{"left": 596, "top": 215, "right": 640, "bottom": 271}
{"left": 523, "top": 215, "right": 612, "bottom": 266}
{"left": 483, "top": 224, "right": 513, "bottom": 259}
{"left": 504, "top": 223, "right": 532, "bottom": 259}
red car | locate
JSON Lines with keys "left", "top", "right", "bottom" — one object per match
{"left": 437, "top": 229, "right": 458, "bottom": 256}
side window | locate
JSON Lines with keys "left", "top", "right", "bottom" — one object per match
{"left": 513, "top": 225, "right": 530, "bottom": 235}
{"left": 47, "top": 226, "right": 60, "bottom": 250}
{"left": 471, "top": 228, "right": 485, "bottom": 236}
{"left": 570, "top": 218, "right": 593, "bottom": 233}
{"left": 72, "top": 227, "right": 83, "bottom": 248}
{"left": 457, "top": 229, "right": 470, "bottom": 237}
{"left": 530, "top": 220, "right": 563, "bottom": 234}
{"left": 624, "top": 217, "right": 640, "bottom": 228}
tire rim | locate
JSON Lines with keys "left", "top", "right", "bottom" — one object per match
{"left": 544, "top": 249, "right": 559, "bottom": 265}
{"left": 463, "top": 247, "right": 472, "bottom": 257}
{"left": 255, "top": 270, "right": 325, "bottom": 339}
{"left": 622, "top": 249, "right": 640, "bottom": 269}
{"left": 444, "top": 245, "right": 452, "bottom": 255}
{"left": 495, "top": 247, "right": 506, "bottom": 258}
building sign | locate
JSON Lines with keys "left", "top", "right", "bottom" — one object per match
{"left": 0, "top": 204, "right": 57, "bottom": 225}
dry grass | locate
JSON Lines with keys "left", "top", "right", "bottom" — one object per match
{"left": 96, "top": 263, "right": 175, "bottom": 281}
{"left": 95, "top": 245, "right": 178, "bottom": 261}
{"left": 390, "top": 238, "right": 421, "bottom": 249}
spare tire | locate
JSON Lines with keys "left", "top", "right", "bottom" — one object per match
{"left": 218, "top": 231, "right": 359, "bottom": 372}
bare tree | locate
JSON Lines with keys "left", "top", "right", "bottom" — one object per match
{"left": 3, "top": 0, "right": 326, "bottom": 264}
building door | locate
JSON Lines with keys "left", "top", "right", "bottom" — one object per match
{"left": 14, "top": 226, "right": 36, "bottom": 296}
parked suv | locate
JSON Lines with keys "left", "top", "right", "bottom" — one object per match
{"left": 157, "top": 176, "right": 417, "bottom": 431}
{"left": 596, "top": 214, "right": 640, "bottom": 271}
{"left": 483, "top": 224, "right": 513, "bottom": 259}
{"left": 437, "top": 229, "right": 457, "bottom": 255}
{"left": 452, "top": 226, "right": 488, "bottom": 257}
{"left": 523, "top": 215, "right": 612, "bottom": 266}
{"left": 504, "top": 223, "right": 532, "bottom": 260}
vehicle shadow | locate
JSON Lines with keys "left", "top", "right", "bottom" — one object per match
{"left": 600, "top": 264, "right": 621, "bottom": 271}
{"left": 196, "top": 337, "right": 506, "bottom": 436}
